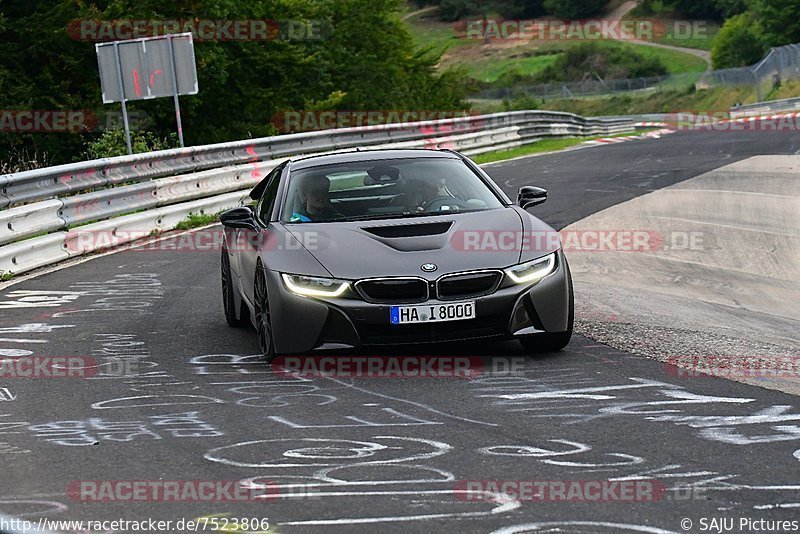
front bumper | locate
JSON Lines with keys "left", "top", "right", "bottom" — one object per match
{"left": 266, "top": 250, "right": 571, "bottom": 354}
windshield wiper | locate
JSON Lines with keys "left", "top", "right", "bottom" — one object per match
{"left": 286, "top": 209, "right": 486, "bottom": 224}
{"left": 335, "top": 211, "right": 469, "bottom": 222}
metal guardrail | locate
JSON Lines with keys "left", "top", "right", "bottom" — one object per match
{"left": 730, "top": 96, "right": 800, "bottom": 117}
{"left": 0, "top": 110, "right": 632, "bottom": 276}
{"left": 0, "top": 111, "right": 626, "bottom": 208}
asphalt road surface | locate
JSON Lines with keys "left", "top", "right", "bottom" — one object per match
{"left": 2, "top": 128, "right": 800, "bottom": 534}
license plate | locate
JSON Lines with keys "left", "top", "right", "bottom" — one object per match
{"left": 390, "top": 301, "right": 476, "bottom": 324}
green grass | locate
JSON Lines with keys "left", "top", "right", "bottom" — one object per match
{"left": 657, "top": 25, "right": 718, "bottom": 51}
{"left": 174, "top": 212, "right": 221, "bottom": 230}
{"left": 0, "top": 271, "right": 13, "bottom": 282}
{"left": 533, "top": 85, "right": 756, "bottom": 116}
{"left": 404, "top": 10, "right": 469, "bottom": 56}
{"left": 469, "top": 81, "right": 773, "bottom": 117}
{"left": 460, "top": 53, "right": 562, "bottom": 83}
{"left": 404, "top": 7, "right": 709, "bottom": 87}
{"left": 601, "top": 41, "right": 707, "bottom": 73}
{"left": 445, "top": 40, "right": 707, "bottom": 85}
{"left": 472, "top": 131, "right": 641, "bottom": 164}
{"left": 763, "top": 79, "right": 800, "bottom": 101}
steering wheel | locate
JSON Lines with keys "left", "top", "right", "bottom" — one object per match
{"left": 388, "top": 193, "right": 408, "bottom": 207}
{"left": 421, "top": 196, "right": 470, "bottom": 212}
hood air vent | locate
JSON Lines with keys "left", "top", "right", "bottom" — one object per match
{"left": 361, "top": 221, "right": 453, "bottom": 238}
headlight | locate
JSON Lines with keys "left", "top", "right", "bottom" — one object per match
{"left": 505, "top": 252, "right": 557, "bottom": 284}
{"left": 281, "top": 273, "right": 350, "bottom": 297}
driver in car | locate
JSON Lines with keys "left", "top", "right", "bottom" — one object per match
{"left": 417, "top": 177, "right": 456, "bottom": 212}
{"left": 290, "top": 174, "right": 344, "bottom": 222}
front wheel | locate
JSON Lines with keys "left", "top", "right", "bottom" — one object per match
{"left": 221, "top": 248, "right": 246, "bottom": 327}
{"left": 519, "top": 258, "right": 574, "bottom": 354}
{"left": 254, "top": 266, "right": 279, "bottom": 362}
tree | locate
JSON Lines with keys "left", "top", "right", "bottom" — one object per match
{"left": 711, "top": 13, "right": 767, "bottom": 69}
{"left": 750, "top": 0, "right": 800, "bottom": 47}
{"left": 672, "top": 0, "right": 724, "bottom": 21}
{"left": 714, "top": 0, "right": 749, "bottom": 18}
{"left": 542, "top": 0, "right": 607, "bottom": 19}
{"left": 0, "top": 0, "right": 467, "bottom": 166}
{"left": 430, "top": 0, "right": 545, "bottom": 21}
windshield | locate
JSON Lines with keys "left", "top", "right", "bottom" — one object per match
{"left": 281, "top": 157, "right": 504, "bottom": 223}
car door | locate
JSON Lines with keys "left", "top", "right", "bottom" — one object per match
{"left": 239, "top": 166, "right": 283, "bottom": 305}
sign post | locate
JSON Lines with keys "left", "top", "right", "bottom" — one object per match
{"left": 166, "top": 35, "right": 185, "bottom": 148}
{"left": 96, "top": 33, "right": 198, "bottom": 154}
{"left": 111, "top": 41, "right": 133, "bottom": 154}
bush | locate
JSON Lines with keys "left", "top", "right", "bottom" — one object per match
{"left": 435, "top": 0, "right": 477, "bottom": 21}
{"left": 0, "top": 147, "right": 51, "bottom": 173}
{"left": 535, "top": 43, "right": 668, "bottom": 83}
{"left": 83, "top": 130, "right": 179, "bottom": 160}
{"left": 711, "top": 13, "right": 767, "bottom": 69}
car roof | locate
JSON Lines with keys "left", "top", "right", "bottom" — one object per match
{"left": 289, "top": 149, "right": 461, "bottom": 171}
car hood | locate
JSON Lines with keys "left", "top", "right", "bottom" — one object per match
{"left": 284, "top": 208, "right": 556, "bottom": 280}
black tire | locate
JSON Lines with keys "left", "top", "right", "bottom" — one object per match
{"left": 254, "top": 265, "right": 279, "bottom": 362}
{"left": 221, "top": 248, "right": 246, "bottom": 327}
{"left": 519, "top": 258, "right": 574, "bottom": 354}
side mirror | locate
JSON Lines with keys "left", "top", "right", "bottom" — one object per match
{"left": 517, "top": 186, "right": 547, "bottom": 210}
{"left": 220, "top": 206, "right": 258, "bottom": 231}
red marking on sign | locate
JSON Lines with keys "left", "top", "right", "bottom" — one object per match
{"left": 149, "top": 69, "right": 163, "bottom": 88}
{"left": 133, "top": 69, "right": 141, "bottom": 97}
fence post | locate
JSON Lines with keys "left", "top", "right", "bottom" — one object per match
{"left": 753, "top": 69, "right": 762, "bottom": 102}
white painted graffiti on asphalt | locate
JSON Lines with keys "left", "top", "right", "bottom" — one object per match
{"left": 0, "top": 291, "right": 83, "bottom": 310}
{"left": 51, "top": 273, "right": 163, "bottom": 317}
{"left": 472, "top": 374, "right": 800, "bottom": 446}
{"left": 206, "top": 435, "right": 519, "bottom": 526}
{"left": 191, "top": 353, "right": 497, "bottom": 428}
{"left": 0, "top": 323, "right": 75, "bottom": 345}
{"left": 0, "top": 441, "right": 30, "bottom": 454}
{"left": 28, "top": 411, "right": 223, "bottom": 446}
{"left": 85, "top": 333, "right": 159, "bottom": 379}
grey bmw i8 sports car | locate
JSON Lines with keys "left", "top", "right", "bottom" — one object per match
{"left": 220, "top": 149, "right": 573, "bottom": 361}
